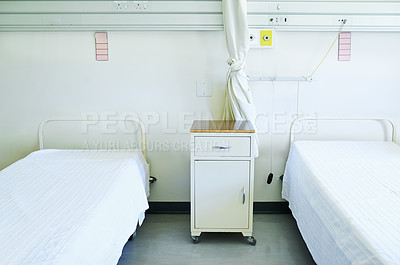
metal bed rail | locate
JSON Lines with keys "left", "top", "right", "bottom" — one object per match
{"left": 38, "top": 119, "right": 147, "bottom": 159}
{"left": 289, "top": 116, "right": 396, "bottom": 145}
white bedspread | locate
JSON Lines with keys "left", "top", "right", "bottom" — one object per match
{"left": 283, "top": 141, "right": 400, "bottom": 265}
{"left": 0, "top": 149, "right": 149, "bottom": 265}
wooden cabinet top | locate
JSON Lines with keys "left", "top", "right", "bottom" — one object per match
{"left": 190, "top": 120, "right": 255, "bottom": 133}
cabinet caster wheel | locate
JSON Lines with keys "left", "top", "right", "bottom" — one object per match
{"left": 128, "top": 231, "right": 136, "bottom": 241}
{"left": 191, "top": 236, "right": 200, "bottom": 244}
{"left": 246, "top": 236, "right": 257, "bottom": 246}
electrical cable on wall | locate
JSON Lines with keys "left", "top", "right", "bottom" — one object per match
{"left": 263, "top": 80, "right": 278, "bottom": 185}
{"left": 265, "top": 20, "right": 346, "bottom": 185}
{"left": 269, "top": 80, "right": 275, "bottom": 184}
{"left": 269, "top": 21, "right": 278, "bottom": 185}
{"left": 296, "top": 81, "right": 300, "bottom": 119}
{"left": 306, "top": 20, "right": 347, "bottom": 81}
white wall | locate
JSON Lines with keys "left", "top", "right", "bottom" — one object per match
{"left": 1, "top": 29, "right": 400, "bottom": 202}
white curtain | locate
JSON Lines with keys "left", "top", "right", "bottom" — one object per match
{"left": 222, "top": 0, "right": 259, "bottom": 157}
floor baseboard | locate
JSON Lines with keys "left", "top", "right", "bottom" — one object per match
{"left": 253, "top": 202, "right": 291, "bottom": 214}
{"left": 147, "top": 202, "right": 290, "bottom": 214}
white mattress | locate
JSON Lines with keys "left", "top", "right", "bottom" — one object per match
{"left": 282, "top": 141, "right": 400, "bottom": 265}
{"left": 0, "top": 149, "right": 149, "bottom": 265}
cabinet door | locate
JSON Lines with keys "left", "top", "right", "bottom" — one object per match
{"left": 194, "top": 160, "right": 250, "bottom": 229}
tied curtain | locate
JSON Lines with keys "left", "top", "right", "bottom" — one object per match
{"left": 222, "top": 0, "right": 259, "bottom": 157}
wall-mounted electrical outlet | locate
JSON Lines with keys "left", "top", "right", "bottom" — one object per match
{"left": 133, "top": 1, "right": 151, "bottom": 11}
{"left": 113, "top": 1, "right": 128, "bottom": 12}
{"left": 268, "top": 16, "right": 289, "bottom": 25}
{"left": 249, "top": 29, "right": 274, "bottom": 49}
{"left": 196, "top": 80, "right": 212, "bottom": 97}
{"left": 260, "top": 30, "right": 273, "bottom": 46}
{"left": 249, "top": 32, "right": 257, "bottom": 45}
{"left": 113, "top": 1, "right": 151, "bottom": 12}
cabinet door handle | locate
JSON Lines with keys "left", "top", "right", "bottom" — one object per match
{"left": 212, "top": 146, "right": 231, "bottom": 150}
{"left": 242, "top": 187, "right": 246, "bottom": 204}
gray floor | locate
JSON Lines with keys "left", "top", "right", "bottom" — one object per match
{"left": 118, "top": 214, "right": 315, "bottom": 265}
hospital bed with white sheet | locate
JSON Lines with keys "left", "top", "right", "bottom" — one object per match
{"left": 282, "top": 117, "right": 400, "bottom": 265}
{"left": 0, "top": 119, "right": 150, "bottom": 265}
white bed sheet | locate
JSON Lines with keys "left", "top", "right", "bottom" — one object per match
{"left": 0, "top": 149, "right": 149, "bottom": 265}
{"left": 282, "top": 141, "right": 400, "bottom": 265}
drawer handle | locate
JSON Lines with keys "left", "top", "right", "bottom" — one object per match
{"left": 212, "top": 146, "right": 231, "bottom": 150}
{"left": 242, "top": 187, "right": 246, "bottom": 204}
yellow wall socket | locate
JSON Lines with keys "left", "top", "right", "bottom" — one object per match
{"left": 260, "top": 30, "right": 273, "bottom": 46}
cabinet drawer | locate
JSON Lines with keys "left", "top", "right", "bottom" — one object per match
{"left": 194, "top": 136, "right": 251, "bottom": 157}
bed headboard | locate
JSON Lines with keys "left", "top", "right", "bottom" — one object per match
{"left": 289, "top": 117, "right": 396, "bottom": 145}
{"left": 38, "top": 119, "right": 147, "bottom": 159}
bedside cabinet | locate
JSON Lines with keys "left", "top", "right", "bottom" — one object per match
{"left": 189, "top": 120, "right": 256, "bottom": 245}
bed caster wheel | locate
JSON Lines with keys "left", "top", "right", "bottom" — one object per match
{"left": 246, "top": 236, "right": 257, "bottom": 246}
{"left": 191, "top": 236, "right": 200, "bottom": 244}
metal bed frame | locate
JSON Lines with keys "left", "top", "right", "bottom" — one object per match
{"left": 38, "top": 119, "right": 147, "bottom": 159}
{"left": 289, "top": 116, "right": 396, "bottom": 145}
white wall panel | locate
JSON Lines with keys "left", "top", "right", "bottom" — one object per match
{"left": 1, "top": 3, "right": 400, "bottom": 201}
